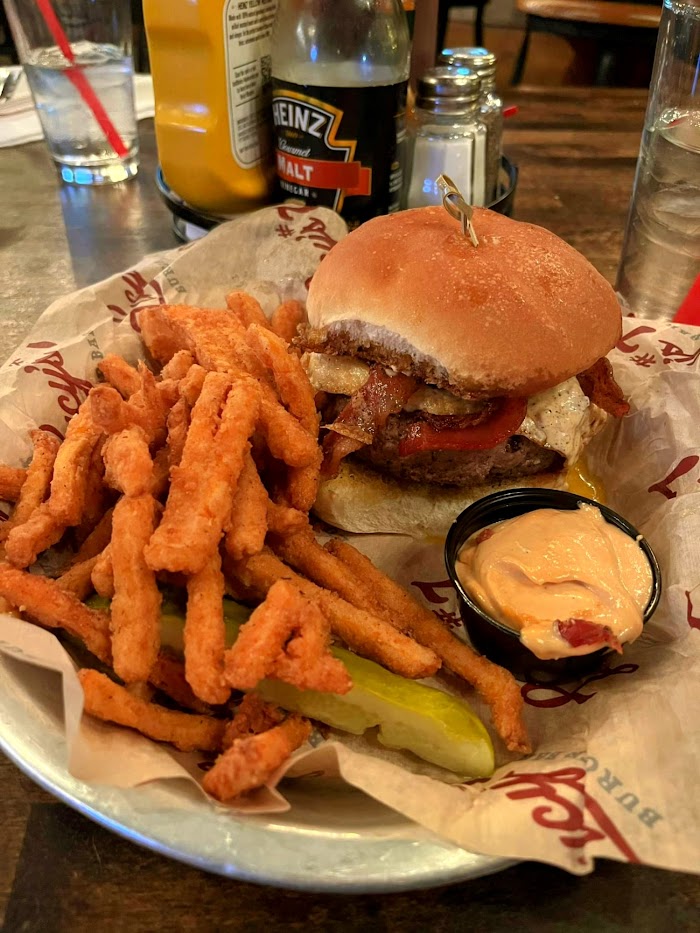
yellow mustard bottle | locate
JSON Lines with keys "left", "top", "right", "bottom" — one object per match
{"left": 143, "top": 0, "right": 276, "bottom": 215}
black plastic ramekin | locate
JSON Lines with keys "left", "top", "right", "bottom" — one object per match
{"left": 445, "top": 488, "right": 662, "bottom": 682}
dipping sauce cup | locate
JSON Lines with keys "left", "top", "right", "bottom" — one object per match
{"left": 445, "top": 488, "right": 662, "bottom": 682}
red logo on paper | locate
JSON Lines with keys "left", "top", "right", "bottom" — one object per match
{"left": 108, "top": 270, "right": 166, "bottom": 330}
{"left": 411, "top": 578, "right": 463, "bottom": 629}
{"left": 22, "top": 342, "right": 92, "bottom": 423}
{"left": 686, "top": 588, "right": 700, "bottom": 631}
{"left": 521, "top": 662, "right": 639, "bottom": 709}
{"left": 491, "top": 768, "right": 640, "bottom": 863}
{"left": 647, "top": 455, "right": 700, "bottom": 499}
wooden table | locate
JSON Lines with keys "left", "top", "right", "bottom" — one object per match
{"left": 2, "top": 89, "right": 699, "bottom": 932}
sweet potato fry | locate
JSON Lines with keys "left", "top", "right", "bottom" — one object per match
{"left": 225, "top": 579, "right": 350, "bottom": 694}
{"left": 77, "top": 438, "right": 107, "bottom": 540}
{"left": 111, "top": 494, "right": 162, "bottom": 683}
{"left": 225, "top": 290, "right": 271, "bottom": 330}
{"left": 4, "top": 503, "right": 65, "bottom": 568}
{"left": 0, "top": 431, "right": 60, "bottom": 543}
{"left": 165, "top": 397, "right": 189, "bottom": 472}
{"left": 247, "top": 324, "right": 318, "bottom": 436}
{"left": 91, "top": 544, "right": 115, "bottom": 599}
{"left": 89, "top": 370, "right": 167, "bottom": 446}
{"left": 103, "top": 426, "right": 153, "bottom": 498}
{"left": 272, "top": 530, "right": 385, "bottom": 620}
{"left": 270, "top": 299, "right": 305, "bottom": 344}
{"left": 57, "top": 554, "right": 100, "bottom": 600}
{"left": 224, "top": 579, "right": 296, "bottom": 689}
{"left": 178, "top": 364, "right": 207, "bottom": 407}
{"left": 160, "top": 349, "right": 195, "bottom": 381}
{"left": 266, "top": 500, "right": 307, "bottom": 537}
{"left": 279, "top": 456, "right": 322, "bottom": 513}
{"left": 0, "top": 465, "right": 26, "bottom": 502}
{"left": 146, "top": 375, "right": 259, "bottom": 574}
{"left": 46, "top": 405, "right": 100, "bottom": 526}
{"left": 325, "top": 539, "right": 531, "bottom": 754}
{"left": 97, "top": 354, "right": 141, "bottom": 398}
{"left": 258, "top": 384, "right": 319, "bottom": 468}
{"left": 161, "top": 305, "right": 267, "bottom": 379}
{"left": 224, "top": 694, "right": 285, "bottom": 743}
{"left": 138, "top": 307, "right": 182, "bottom": 364}
{"left": 224, "top": 451, "right": 268, "bottom": 562}
{"left": 202, "top": 714, "right": 311, "bottom": 801}
{"left": 150, "top": 448, "right": 170, "bottom": 499}
{"left": 228, "top": 550, "right": 440, "bottom": 680}
{"left": 0, "top": 564, "right": 111, "bottom": 661}
{"left": 78, "top": 669, "right": 225, "bottom": 752}
{"left": 274, "top": 613, "right": 351, "bottom": 694}
{"left": 73, "top": 508, "right": 113, "bottom": 564}
{"left": 185, "top": 548, "right": 230, "bottom": 705}
{"left": 148, "top": 652, "right": 209, "bottom": 714}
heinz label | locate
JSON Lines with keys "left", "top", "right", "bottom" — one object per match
{"left": 271, "top": 80, "right": 407, "bottom": 227}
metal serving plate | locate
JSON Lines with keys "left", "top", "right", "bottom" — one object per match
{"left": 0, "top": 650, "right": 511, "bottom": 893}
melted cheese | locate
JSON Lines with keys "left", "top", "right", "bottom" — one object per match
{"left": 304, "top": 354, "right": 607, "bottom": 463}
{"left": 519, "top": 379, "right": 607, "bottom": 465}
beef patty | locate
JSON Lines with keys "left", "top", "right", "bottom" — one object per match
{"left": 322, "top": 398, "right": 563, "bottom": 486}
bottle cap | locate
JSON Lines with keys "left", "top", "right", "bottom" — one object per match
{"left": 416, "top": 66, "right": 481, "bottom": 115}
{"left": 439, "top": 47, "right": 497, "bottom": 85}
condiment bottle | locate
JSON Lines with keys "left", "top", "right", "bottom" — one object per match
{"left": 143, "top": 0, "right": 276, "bottom": 215}
{"left": 271, "top": 0, "right": 410, "bottom": 228}
{"left": 439, "top": 48, "right": 503, "bottom": 203}
{"left": 405, "top": 67, "right": 487, "bottom": 209}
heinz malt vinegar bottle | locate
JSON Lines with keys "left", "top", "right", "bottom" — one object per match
{"left": 271, "top": 0, "right": 410, "bottom": 228}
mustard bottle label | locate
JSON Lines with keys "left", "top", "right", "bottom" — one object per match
{"left": 223, "top": 0, "right": 276, "bottom": 169}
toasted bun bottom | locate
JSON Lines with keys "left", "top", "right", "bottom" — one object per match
{"left": 313, "top": 461, "right": 568, "bottom": 537}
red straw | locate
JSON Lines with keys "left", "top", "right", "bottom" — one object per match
{"left": 33, "top": 0, "right": 129, "bottom": 158}
{"left": 672, "top": 273, "right": 700, "bottom": 327}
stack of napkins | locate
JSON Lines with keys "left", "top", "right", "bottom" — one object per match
{"left": 0, "top": 67, "right": 155, "bottom": 148}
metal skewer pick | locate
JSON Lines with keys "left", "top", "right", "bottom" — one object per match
{"left": 437, "top": 174, "right": 479, "bottom": 247}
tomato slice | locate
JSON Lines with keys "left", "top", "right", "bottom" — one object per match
{"left": 398, "top": 398, "right": 528, "bottom": 456}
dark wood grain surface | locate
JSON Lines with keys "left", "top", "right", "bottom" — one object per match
{"left": 2, "top": 89, "right": 699, "bottom": 932}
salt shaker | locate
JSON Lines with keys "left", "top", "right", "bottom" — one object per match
{"left": 439, "top": 47, "right": 503, "bottom": 203}
{"left": 405, "top": 67, "right": 487, "bottom": 209}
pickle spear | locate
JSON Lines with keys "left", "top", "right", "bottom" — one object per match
{"left": 88, "top": 595, "right": 495, "bottom": 777}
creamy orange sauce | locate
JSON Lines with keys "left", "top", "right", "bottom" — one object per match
{"left": 456, "top": 505, "right": 653, "bottom": 660}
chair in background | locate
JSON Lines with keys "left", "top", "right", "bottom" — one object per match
{"left": 437, "top": 1, "right": 491, "bottom": 54}
{"left": 0, "top": 5, "right": 18, "bottom": 63}
{"left": 511, "top": 0, "right": 662, "bottom": 85}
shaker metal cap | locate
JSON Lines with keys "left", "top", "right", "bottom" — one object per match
{"left": 439, "top": 47, "right": 497, "bottom": 82}
{"left": 416, "top": 66, "right": 481, "bottom": 114}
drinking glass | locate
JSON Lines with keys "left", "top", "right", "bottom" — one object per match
{"left": 616, "top": 0, "right": 700, "bottom": 319}
{"left": 3, "top": 0, "right": 139, "bottom": 184}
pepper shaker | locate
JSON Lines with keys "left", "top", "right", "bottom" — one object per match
{"left": 439, "top": 48, "right": 503, "bottom": 203}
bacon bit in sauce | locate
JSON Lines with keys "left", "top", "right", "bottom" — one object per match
{"left": 475, "top": 528, "right": 495, "bottom": 545}
{"left": 558, "top": 618, "right": 623, "bottom": 653}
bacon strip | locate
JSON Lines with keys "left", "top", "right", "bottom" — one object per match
{"left": 557, "top": 618, "right": 622, "bottom": 653}
{"left": 577, "top": 358, "right": 630, "bottom": 418}
{"left": 322, "top": 366, "right": 417, "bottom": 477}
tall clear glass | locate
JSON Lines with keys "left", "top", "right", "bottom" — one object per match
{"left": 3, "top": 0, "right": 138, "bottom": 185}
{"left": 616, "top": 0, "right": 700, "bottom": 319}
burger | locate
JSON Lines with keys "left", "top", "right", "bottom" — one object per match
{"left": 299, "top": 206, "right": 628, "bottom": 536}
